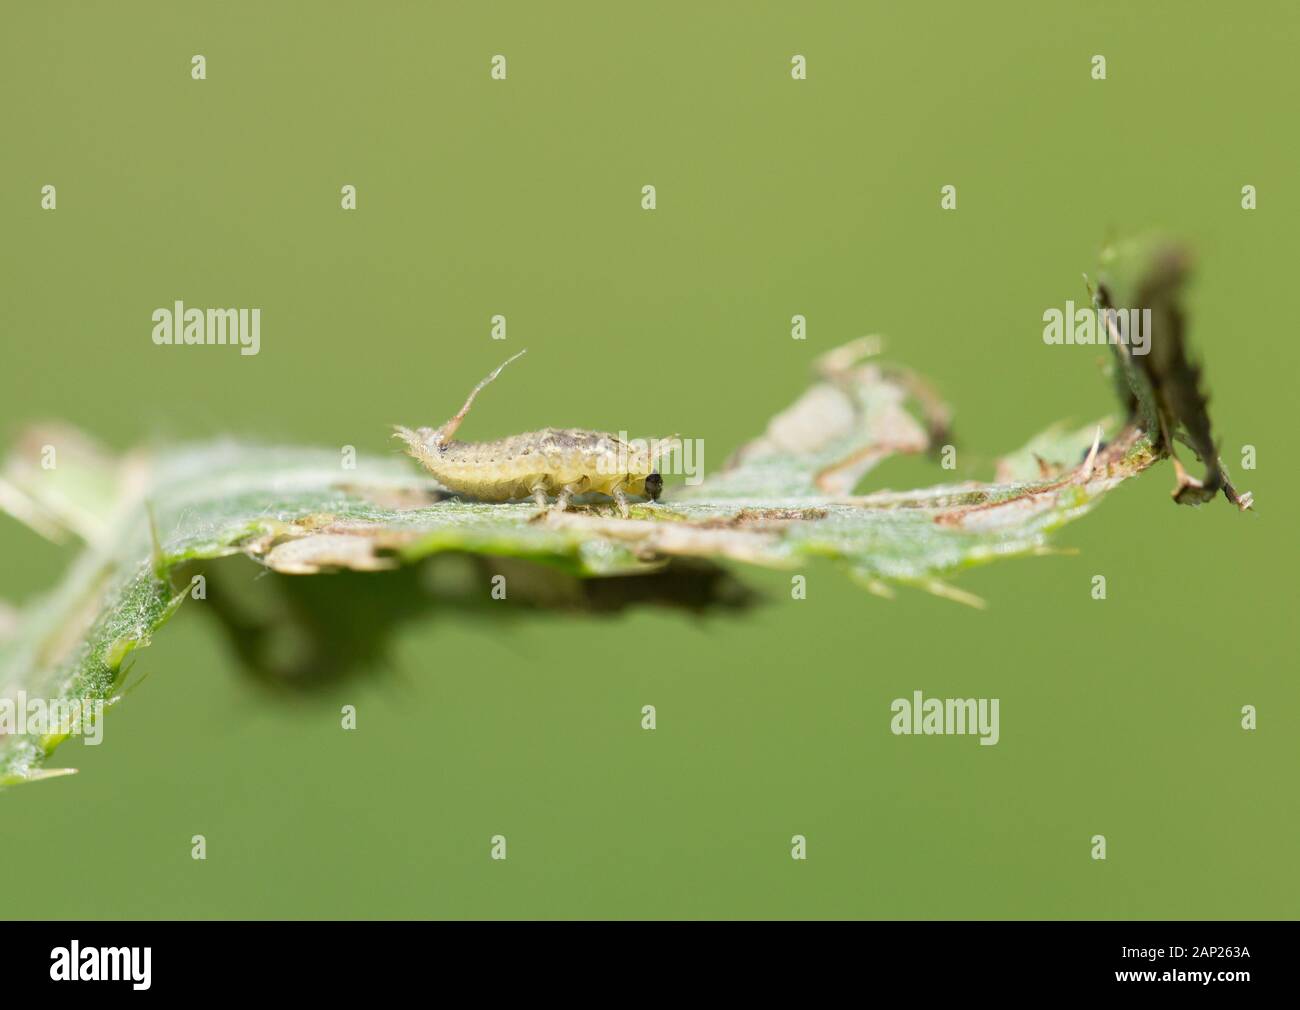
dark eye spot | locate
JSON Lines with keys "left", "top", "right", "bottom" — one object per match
{"left": 645, "top": 473, "right": 663, "bottom": 500}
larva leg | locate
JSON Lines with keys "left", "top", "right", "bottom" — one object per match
{"left": 552, "top": 476, "right": 590, "bottom": 514}
{"left": 611, "top": 483, "right": 631, "bottom": 519}
{"left": 530, "top": 479, "right": 549, "bottom": 512}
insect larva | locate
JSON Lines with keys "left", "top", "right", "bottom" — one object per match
{"left": 393, "top": 350, "right": 676, "bottom": 517}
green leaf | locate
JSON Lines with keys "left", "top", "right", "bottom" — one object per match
{"left": 0, "top": 240, "right": 1249, "bottom": 787}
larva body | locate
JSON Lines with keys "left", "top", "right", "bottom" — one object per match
{"left": 394, "top": 352, "right": 672, "bottom": 517}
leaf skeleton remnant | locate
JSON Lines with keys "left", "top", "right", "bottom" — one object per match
{"left": 0, "top": 236, "right": 1252, "bottom": 787}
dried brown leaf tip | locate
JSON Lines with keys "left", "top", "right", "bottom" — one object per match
{"left": 1095, "top": 237, "right": 1253, "bottom": 511}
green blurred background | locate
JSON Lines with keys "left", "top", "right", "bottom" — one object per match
{"left": 1, "top": 1, "right": 1296, "bottom": 918}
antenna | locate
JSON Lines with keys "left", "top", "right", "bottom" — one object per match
{"left": 434, "top": 349, "right": 527, "bottom": 444}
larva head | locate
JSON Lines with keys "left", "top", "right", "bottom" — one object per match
{"left": 614, "top": 469, "right": 661, "bottom": 502}
{"left": 621, "top": 434, "right": 678, "bottom": 501}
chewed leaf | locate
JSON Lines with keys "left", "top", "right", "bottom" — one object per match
{"left": 678, "top": 337, "right": 936, "bottom": 499}
{"left": 994, "top": 420, "right": 1114, "bottom": 483}
{"left": 0, "top": 239, "right": 1250, "bottom": 787}
{"left": 0, "top": 423, "right": 130, "bottom": 543}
